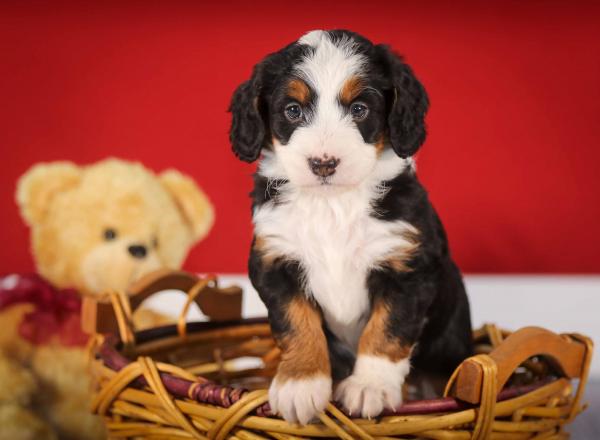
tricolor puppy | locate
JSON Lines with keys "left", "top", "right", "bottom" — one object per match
{"left": 229, "top": 30, "right": 473, "bottom": 424}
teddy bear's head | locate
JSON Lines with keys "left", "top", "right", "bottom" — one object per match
{"left": 16, "top": 158, "right": 214, "bottom": 297}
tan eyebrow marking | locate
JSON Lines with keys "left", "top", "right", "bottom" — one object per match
{"left": 287, "top": 79, "right": 310, "bottom": 104}
{"left": 340, "top": 75, "right": 365, "bottom": 105}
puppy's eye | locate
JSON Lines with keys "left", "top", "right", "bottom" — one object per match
{"left": 103, "top": 228, "right": 117, "bottom": 241}
{"left": 350, "top": 102, "right": 369, "bottom": 120}
{"left": 285, "top": 103, "right": 303, "bottom": 121}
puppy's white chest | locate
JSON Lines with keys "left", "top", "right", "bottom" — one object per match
{"left": 254, "top": 188, "right": 415, "bottom": 349}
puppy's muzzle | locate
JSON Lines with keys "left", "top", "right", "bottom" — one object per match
{"left": 308, "top": 156, "right": 340, "bottom": 178}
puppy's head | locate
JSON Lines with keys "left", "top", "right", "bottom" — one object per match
{"left": 229, "top": 30, "right": 429, "bottom": 189}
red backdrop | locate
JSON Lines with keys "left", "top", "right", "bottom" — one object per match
{"left": 1, "top": 1, "right": 599, "bottom": 274}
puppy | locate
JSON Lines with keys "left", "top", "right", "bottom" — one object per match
{"left": 229, "top": 30, "right": 473, "bottom": 424}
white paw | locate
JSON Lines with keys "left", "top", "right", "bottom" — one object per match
{"left": 269, "top": 375, "right": 332, "bottom": 425}
{"left": 334, "top": 373, "right": 402, "bottom": 418}
{"left": 334, "top": 355, "right": 409, "bottom": 418}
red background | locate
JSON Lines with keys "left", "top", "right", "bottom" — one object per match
{"left": 1, "top": 1, "right": 599, "bottom": 274}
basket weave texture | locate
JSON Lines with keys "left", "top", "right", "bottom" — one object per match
{"left": 87, "top": 271, "right": 594, "bottom": 440}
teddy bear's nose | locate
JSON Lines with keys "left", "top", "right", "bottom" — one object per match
{"left": 128, "top": 244, "right": 147, "bottom": 259}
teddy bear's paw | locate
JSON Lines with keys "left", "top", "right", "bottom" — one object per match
{"left": 0, "top": 351, "right": 37, "bottom": 405}
{"left": 0, "top": 403, "right": 57, "bottom": 440}
{"left": 334, "top": 355, "right": 409, "bottom": 419}
{"left": 269, "top": 374, "right": 332, "bottom": 425}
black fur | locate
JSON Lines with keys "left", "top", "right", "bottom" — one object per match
{"left": 229, "top": 80, "right": 266, "bottom": 162}
{"left": 368, "top": 169, "right": 472, "bottom": 373}
{"left": 229, "top": 43, "right": 313, "bottom": 161}
{"left": 373, "top": 45, "right": 430, "bottom": 159}
{"left": 344, "top": 87, "right": 388, "bottom": 145}
{"left": 249, "top": 168, "right": 473, "bottom": 378}
{"left": 228, "top": 30, "right": 429, "bottom": 161}
{"left": 232, "top": 30, "right": 471, "bottom": 382}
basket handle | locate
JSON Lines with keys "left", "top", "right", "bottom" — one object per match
{"left": 81, "top": 269, "right": 243, "bottom": 337}
{"left": 447, "top": 326, "right": 593, "bottom": 404}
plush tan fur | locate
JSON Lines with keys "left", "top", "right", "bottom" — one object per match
{"left": 17, "top": 158, "right": 214, "bottom": 296}
{"left": 1, "top": 158, "right": 215, "bottom": 439}
{"left": 0, "top": 304, "right": 102, "bottom": 439}
{"left": 0, "top": 403, "right": 58, "bottom": 440}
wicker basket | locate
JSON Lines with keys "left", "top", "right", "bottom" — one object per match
{"left": 85, "top": 270, "right": 594, "bottom": 439}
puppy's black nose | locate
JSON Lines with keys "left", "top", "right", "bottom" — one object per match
{"left": 128, "top": 244, "right": 147, "bottom": 259}
{"left": 308, "top": 156, "right": 340, "bottom": 177}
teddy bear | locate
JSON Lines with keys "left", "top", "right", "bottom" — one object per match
{"left": 0, "top": 158, "right": 215, "bottom": 440}
{"left": 17, "top": 158, "right": 214, "bottom": 297}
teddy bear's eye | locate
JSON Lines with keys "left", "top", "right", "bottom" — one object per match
{"left": 103, "top": 228, "right": 117, "bottom": 241}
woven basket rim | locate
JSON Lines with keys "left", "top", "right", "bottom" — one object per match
{"left": 128, "top": 317, "right": 270, "bottom": 347}
{"left": 96, "top": 318, "right": 559, "bottom": 418}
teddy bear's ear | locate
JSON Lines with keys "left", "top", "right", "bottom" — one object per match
{"left": 159, "top": 170, "right": 215, "bottom": 242}
{"left": 16, "top": 162, "right": 82, "bottom": 226}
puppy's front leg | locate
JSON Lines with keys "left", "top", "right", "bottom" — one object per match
{"left": 334, "top": 298, "right": 413, "bottom": 418}
{"left": 267, "top": 295, "right": 331, "bottom": 424}
{"left": 250, "top": 239, "right": 332, "bottom": 423}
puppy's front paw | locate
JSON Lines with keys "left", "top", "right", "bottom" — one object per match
{"left": 334, "top": 374, "right": 402, "bottom": 418}
{"left": 334, "top": 355, "right": 409, "bottom": 418}
{"left": 269, "top": 374, "right": 332, "bottom": 425}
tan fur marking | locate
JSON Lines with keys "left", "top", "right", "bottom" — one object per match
{"left": 277, "top": 297, "right": 330, "bottom": 380}
{"left": 358, "top": 301, "right": 412, "bottom": 362}
{"left": 340, "top": 76, "right": 364, "bottom": 105}
{"left": 375, "top": 135, "right": 386, "bottom": 156}
{"left": 287, "top": 79, "right": 310, "bottom": 104}
{"left": 253, "top": 235, "right": 280, "bottom": 266}
{"left": 380, "top": 230, "right": 420, "bottom": 272}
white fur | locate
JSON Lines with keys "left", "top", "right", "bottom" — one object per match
{"left": 334, "top": 355, "right": 410, "bottom": 418}
{"left": 269, "top": 375, "right": 332, "bottom": 425}
{"left": 254, "top": 151, "right": 415, "bottom": 348}
{"left": 262, "top": 30, "right": 414, "bottom": 190}
{"left": 298, "top": 29, "right": 326, "bottom": 47}
{"left": 257, "top": 31, "right": 417, "bottom": 422}
{"left": 257, "top": 34, "right": 417, "bottom": 340}
{"left": 264, "top": 30, "right": 415, "bottom": 188}
{"left": 270, "top": 30, "right": 376, "bottom": 189}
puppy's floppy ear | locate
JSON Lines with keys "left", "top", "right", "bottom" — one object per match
{"left": 228, "top": 64, "right": 268, "bottom": 163}
{"left": 376, "top": 45, "right": 430, "bottom": 159}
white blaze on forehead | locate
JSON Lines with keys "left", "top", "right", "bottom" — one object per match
{"left": 262, "top": 30, "right": 409, "bottom": 189}
{"left": 295, "top": 31, "right": 366, "bottom": 108}
{"left": 298, "top": 29, "right": 326, "bottom": 47}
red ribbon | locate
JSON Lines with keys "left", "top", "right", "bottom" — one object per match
{"left": 0, "top": 273, "right": 87, "bottom": 346}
